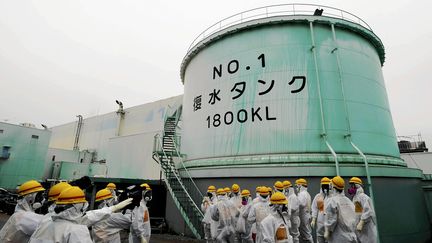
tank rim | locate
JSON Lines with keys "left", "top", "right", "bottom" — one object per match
{"left": 180, "top": 14, "right": 385, "bottom": 83}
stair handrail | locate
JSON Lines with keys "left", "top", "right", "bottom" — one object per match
{"left": 160, "top": 162, "right": 202, "bottom": 239}
{"left": 170, "top": 135, "right": 203, "bottom": 198}
{"left": 162, "top": 105, "right": 203, "bottom": 198}
{"left": 156, "top": 135, "right": 204, "bottom": 218}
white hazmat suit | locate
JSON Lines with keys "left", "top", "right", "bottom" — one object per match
{"left": 311, "top": 189, "right": 330, "bottom": 243}
{"left": 248, "top": 195, "right": 271, "bottom": 243}
{"left": 129, "top": 200, "right": 151, "bottom": 243}
{"left": 236, "top": 196, "right": 253, "bottom": 243}
{"left": 202, "top": 192, "right": 218, "bottom": 242}
{"left": 261, "top": 205, "right": 293, "bottom": 243}
{"left": 285, "top": 187, "right": 300, "bottom": 243}
{"left": 211, "top": 194, "right": 239, "bottom": 243}
{"left": 324, "top": 190, "right": 357, "bottom": 243}
{"left": 0, "top": 195, "right": 44, "bottom": 243}
{"left": 29, "top": 203, "right": 93, "bottom": 243}
{"left": 352, "top": 186, "right": 377, "bottom": 243}
{"left": 297, "top": 185, "right": 313, "bottom": 243}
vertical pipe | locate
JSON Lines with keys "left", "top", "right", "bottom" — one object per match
{"left": 309, "top": 21, "right": 339, "bottom": 175}
{"left": 74, "top": 115, "right": 83, "bottom": 150}
{"left": 331, "top": 24, "right": 380, "bottom": 242}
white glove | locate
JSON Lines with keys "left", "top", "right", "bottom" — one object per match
{"left": 357, "top": 220, "right": 364, "bottom": 231}
{"left": 110, "top": 198, "right": 133, "bottom": 212}
{"left": 324, "top": 228, "right": 330, "bottom": 240}
{"left": 311, "top": 217, "right": 316, "bottom": 228}
{"left": 140, "top": 237, "right": 148, "bottom": 243}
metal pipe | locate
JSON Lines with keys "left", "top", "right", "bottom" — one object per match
{"left": 73, "top": 115, "right": 83, "bottom": 150}
{"left": 331, "top": 23, "right": 380, "bottom": 242}
{"left": 310, "top": 21, "right": 339, "bottom": 175}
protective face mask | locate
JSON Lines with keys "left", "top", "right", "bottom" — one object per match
{"left": 241, "top": 197, "right": 248, "bottom": 205}
{"left": 143, "top": 191, "right": 152, "bottom": 202}
{"left": 281, "top": 204, "right": 288, "bottom": 212}
{"left": 207, "top": 192, "right": 213, "bottom": 198}
{"left": 25, "top": 193, "right": 37, "bottom": 205}
{"left": 32, "top": 202, "right": 42, "bottom": 210}
{"left": 322, "top": 185, "right": 330, "bottom": 195}
{"left": 260, "top": 194, "right": 268, "bottom": 199}
{"left": 72, "top": 203, "right": 85, "bottom": 214}
{"left": 348, "top": 186, "right": 357, "bottom": 195}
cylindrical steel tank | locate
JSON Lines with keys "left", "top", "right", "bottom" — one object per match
{"left": 178, "top": 4, "right": 430, "bottom": 242}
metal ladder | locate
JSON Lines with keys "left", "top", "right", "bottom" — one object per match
{"left": 152, "top": 107, "right": 204, "bottom": 239}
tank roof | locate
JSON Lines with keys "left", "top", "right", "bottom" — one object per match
{"left": 180, "top": 4, "right": 385, "bottom": 82}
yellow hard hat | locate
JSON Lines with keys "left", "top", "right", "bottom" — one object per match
{"left": 331, "top": 176, "right": 345, "bottom": 190}
{"left": 217, "top": 188, "right": 226, "bottom": 195}
{"left": 48, "top": 182, "right": 71, "bottom": 201}
{"left": 321, "top": 177, "right": 331, "bottom": 185}
{"left": 282, "top": 180, "right": 292, "bottom": 189}
{"left": 259, "top": 186, "right": 270, "bottom": 196}
{"left": 56, "top": 186, "right": 87, "bottom": 205}
{"left": 224, "top": 187, "right": 231, "bottom": 193}
{"left": 232, "top": 184, "right": 240, "bottom": 193}
{"left": 140, "top": 183, "right": 152, "bottom": 191}
{"left": 255, "top": 186, "right": 261, "bottom": 192}
{"left": 95, "top": 188, "right": 113, "bottom": 202}
{"left": 349, "top": 177, "right": 363, "bottom": 185}
{"left": 241, "top": 189, "right": 251, "bottom": 197}
{"left": 295, "top": 178, "right": 307, "bottom": 186}
{"left": 274, "top": 181, "right": 284, "bottom": 190}
{"left": 106, "top": 183, "right": 116, "bottom": 190}
{"left": 270, "top": 192, "right": 288, "bottom": 205}
{"left": 18, "top": 180, "right": 45, "bottom": 196}
{"left": 207, "top": 185, "right": 216, "bottom": 192}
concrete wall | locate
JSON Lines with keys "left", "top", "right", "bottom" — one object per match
{"left": 49, "top": 95, "right": 183, "bottom": 180}
{"left": 402, "top": 152, "right": 432, "bottom": 174}
{"left": 164, "top": 175, "right": 430, "bottom": 242}
{"left": 0, "top": 122, "right": 51, "bottom": 189}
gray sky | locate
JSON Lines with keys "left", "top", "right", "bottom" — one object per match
{"left": 1, "top": 0, "right": 431, "bottom": 147}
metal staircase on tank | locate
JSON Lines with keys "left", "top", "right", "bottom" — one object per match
{"left": 152, "top": 106, "right": 204, "bottom": 239}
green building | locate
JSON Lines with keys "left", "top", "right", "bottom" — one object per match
{"left": 0, "top": 122, "right": 51, "bottom": 190}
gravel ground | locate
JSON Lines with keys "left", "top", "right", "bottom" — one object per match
{"left": 0, "top": 213, "right": 204, "bottom": 242}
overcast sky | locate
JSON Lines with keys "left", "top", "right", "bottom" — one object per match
{"left": 1, "top": 0, "right": 431, "bottom": 147}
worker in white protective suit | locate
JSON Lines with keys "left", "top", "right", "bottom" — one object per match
{"left": 348, "top": 177, "right": 377, "bottom": 243}
{"left": 261, "top": 191, "right": 293, "bottom": 243}
{"left": 274, "top": 181, "right": 284, "bottom": 194}
{"left": 106, "top": 183, "right": 119, "bottom": 205}
{"left": 129, "top": 183, "right": 153, "bottom": 243}
{"left": 236, "top": 189, "right": 253, "bottom": 243}
{"left": 230, "top": 184, "right": 242, "bottom": 208}
{"left": 311, "top": 177, "right": 331, "bottom": 243}
{"left": 283, "top": 180, "right": 300, "bottom": 243}
{"left": 248, "top": 186, "right": 271, "bottom": 243}
{"left": 92, "top": 188, "right": 132, "bottom": 243}
{"left": 46, "top": 182, "right": 72, "bottom": 214}
{"left": 295, "top": 178, "right": 313, "bottom": 243}
{"left": 250, "top": 186, "right": 262, "bottom": 241}
{"left": 224, "top": 187, "right": 232, "bottom": 199}
{"left": 29, "top": 186, "right": 132, "bottom": 243}
{"left": 230, "top": 184, "right": 242, "bottom": 242}
{"left": 211, "top": 188, "right": 239, "bottom": 243}
{"left": 324, "top": 176, "right": 357, "bottom": 243}
{"left": 0, "top": 180, "right": 46, "bottom": 243}
{"left": 202, "top": 185, "right": 218, "bottom": 243}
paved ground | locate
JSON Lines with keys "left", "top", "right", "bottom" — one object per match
{"left": 0, "top": 213, "right": 204, "bottom": 242}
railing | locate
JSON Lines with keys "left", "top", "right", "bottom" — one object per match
{"left": 187, "top": 3, "right": 372, "bottom": 52}
{"left": 154, "top": 134, "right": 204, "bottom": 218}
